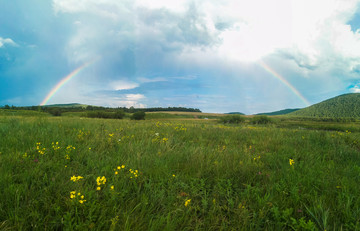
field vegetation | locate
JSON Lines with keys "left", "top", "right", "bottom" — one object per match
{"left": 1, "top": 110, "right": 360, "bottom": 230}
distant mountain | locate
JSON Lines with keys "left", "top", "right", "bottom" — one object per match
{"left": 226, "top": 112, "right": 245, "bottom": 115}
{"left": 290, "top": 93, "right": 360, "bottom": 118}
{"left": 256, "top": 108, "right": 300, "bottom": 116}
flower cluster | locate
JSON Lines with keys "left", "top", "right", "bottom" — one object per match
{"left": 114, "top": 165, "right": 125, "bottom": 175}
{"left": 253, "top": 155, "right": 261, "bottom": 161}
{"left": 174, "top": 125, "right": 187, "bottom": 131}
{"left": 96, "top": 176, "right": 107, "bottom": 190}
{"left": 70, "top": 175, "right": 84, "bottom": 182}
{"left": 51, "top": 142, "right": 60, "bottom": 151}
{"left": 70, "top": 191, "right": 86, "bottom": 204}
{"left": 65, "top": 145, "right": 76, "bottom": 160}
{"left": 289, "top": 159, "right": 295, "bottom": 166}
{"left": 77, "top": 129, "right": 90, "bottom": 140}
{"left": 129, "top": 169, "right": 139, "bottom": 179}
{"left": 36, "top": 142, "right": 46, "bottom": 155}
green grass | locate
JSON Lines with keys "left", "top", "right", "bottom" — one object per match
{"left": 1, "top": 112, "right": 360, "bottom": 230}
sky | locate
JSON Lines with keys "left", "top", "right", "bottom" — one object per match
{"left": 1, "top": 0, "right": 360, "bottom": 114}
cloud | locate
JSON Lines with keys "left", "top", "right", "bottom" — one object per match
{"left": 111, "top": 80, "right": 139, "bottom": 91}
{"left": 349, "top": 83, "right": 360, "bottom": 93}
{"left": 0, "top": 37, "right": 17, "bottom": 48}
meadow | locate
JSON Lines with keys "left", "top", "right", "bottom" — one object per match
{"left": 1, "top": 111, "right": 360, "bottom": 230}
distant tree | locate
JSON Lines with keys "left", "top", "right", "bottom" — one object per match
{"left": 48, "top": 108, "right": 62, "bottom": 116}
{"left": 250, "top": 115, "right": 272, "bottom": 124}
{"left": 129, "top": 106, "right": 135, "bottom": 113}
{"left": 114, "top": 110, "right": 125, "bottom": 119}
{"left": 219, "top": 115, "right": 245, "bottom": 124}
{"left": 4, "top": 105, "right": 10, "bottom": 109}
{"left": 131, "top": 111, "right": 145, "bottom": 120}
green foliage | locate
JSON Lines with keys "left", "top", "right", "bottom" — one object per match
{"left": 219, "top": 115, "right": 245, "bottom": 124}
{"left": 113, "top": 111, "right": 125, "bottom": 119}
{"left": 86, "top": 111, "right": 125, "bottom": 119}
{"left": 131, "top": 111, "right": 145, "bottom": 120}
{"left": 291, "top": 93, "right": 360, "bottom": 118}
{"left": 1, "top": 115, "right": 360, "bottom": 230}
{"left": 47, "top": 107, "right": 62, "bottom": 116}
{"left": 250, "top": 115, "right": 272, "bottom": 124}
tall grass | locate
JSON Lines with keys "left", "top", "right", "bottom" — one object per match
{"left": 0, "top": 113, "right": 360, "bottom": 230}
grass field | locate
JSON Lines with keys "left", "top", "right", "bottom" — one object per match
{"left": 1, "top": 111, "right": 360, "bottom": 230}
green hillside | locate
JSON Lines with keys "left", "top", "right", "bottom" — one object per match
{"left": 257, "top": 108, "right": 300, "bottom": 116}
{"left": 290, "top": 93, "right": 360, "bottom": 118}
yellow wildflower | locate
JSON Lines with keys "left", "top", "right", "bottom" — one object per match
{"left": 110, "top": 185, "right": 114, "bottom": 190}
{"left": 70, "top": 191, "right": 76, "bottom": 199}
{"left": 289, "top": 159, "right": 295, "bottom": 166}
{"left": 185, "top": 199, "right": 191, "bottom": 207}
{"left": 97, "top": 187, "right": 101, "bottom": 191}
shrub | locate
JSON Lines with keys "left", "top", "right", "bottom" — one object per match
{"left": 131, "top": 111, "right": 146, "bottom": 120}
{"left": 48, "top": 108, "right": 62, "bottom": 116}
{"left": 250, "top": 115, "right": 272, "bottom": 124}
{"left": 219, "top": 115, "right": 245, "bottom": 124}
{"left": 86, "top": 111, "right": 124, "bottom": 119}
{"left": 114, "top": 111, "right": 125, "bottom": 119}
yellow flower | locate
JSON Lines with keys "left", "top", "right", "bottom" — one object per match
{"left": 289, "top": 159, "right": 295, "bottom": 166}
{"left": 115, "top": 171, "right": 118, "bottom": 175}
{"left": 70, "top": 191, "right": 76, "bottom": 199}
{"left": 79, "top": 200, "right": 86, "bottom": 204}
{"left": 117, "top": 166, "right": 121, "bottom": 170}
{"left": 96, "top": 176, "right": 107, "bottom": 185}
{"left": 185, "top": 199, "right": 191, "bottom": 207}
{"left": 110, "top": 185, "right": 114, "bottom": 190}
{"left": 70, "top": 175, "right": 84, "bottom": 182}
{"left": 162, "top": 138, "right": 168, "bottom": 142}
{"left": 121, "top": 165, "right": 125, "bottom": 168}
{"left": 172, "top": 174, "right": 176, "bottom": 177}
{"left": 97, "top": 187, "right": 101, "bottom": 191}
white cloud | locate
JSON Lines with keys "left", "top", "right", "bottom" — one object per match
{"left": 350, "top": 84, "right": 360, "bottom": 93}
{"left": 0, "top": 37, "right": 17, "bottom": 48}
{"left": 112, "top": 80, "right": 139, "bottom": 90}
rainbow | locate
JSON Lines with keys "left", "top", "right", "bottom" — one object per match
{"left": 40, "top": 60, "right": 96, "bottom": 106}
{"left": 259, "top": 60, "right": 310, "bottom": 106}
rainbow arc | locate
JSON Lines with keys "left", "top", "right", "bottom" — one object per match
{"left": 40, "top": 59, "right": 97, "bottom": 106}
{"left": 258, "top": 60, "right": 310, "bottom": 106}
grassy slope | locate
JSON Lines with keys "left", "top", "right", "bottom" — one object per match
{"left": 290, "top": 93, "right": 360, "bottom": 118}
{"left": 257, "top": 108, "right": 300, "bottom": 116}
{"left": 1, "top": 112, "right": 360, "bottom": 230}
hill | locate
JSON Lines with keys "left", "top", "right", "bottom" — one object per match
{"left": 290, "top": 93, "right": 360, "bottom": 118}
{"left": 256, "top": 108, "right": 300, "bottom": 116}
{"left": 226, "top": 112, "right": 245, "bottom": 115}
